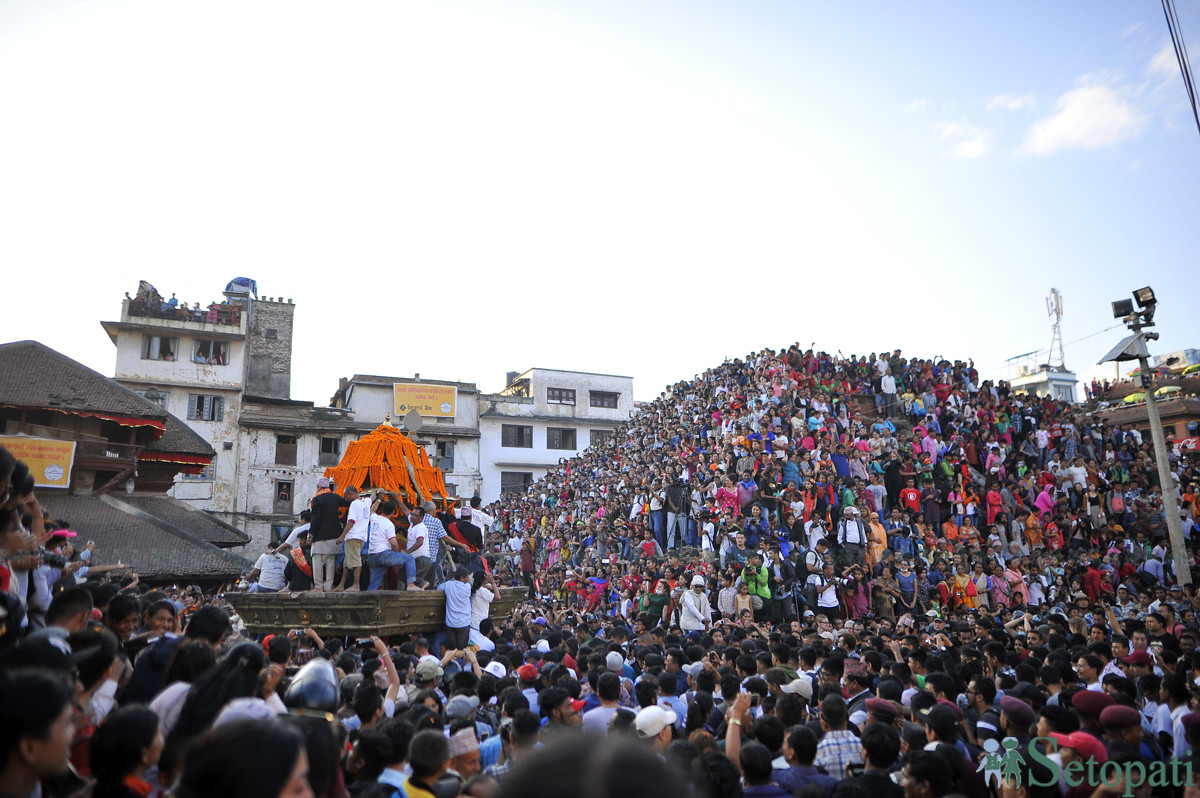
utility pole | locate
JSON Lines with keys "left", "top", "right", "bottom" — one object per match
{"left": 1101, "top": 288, "right": 1191, "bottom": 586}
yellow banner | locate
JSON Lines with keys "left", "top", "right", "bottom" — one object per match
{"left": 393, "top": 383, "right": 457, "bottom": 418}
{"left": 0, "top": 436, "right": 76, "bottom": 488}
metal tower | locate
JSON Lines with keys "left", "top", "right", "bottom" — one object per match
{"left": 1046, "top": 288, "right": 1065, "bottom": 369}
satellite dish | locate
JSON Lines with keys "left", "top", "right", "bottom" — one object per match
{"left": 403, "top": 409, "right": 423, "bottom": 432}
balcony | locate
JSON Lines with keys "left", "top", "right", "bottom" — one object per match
{"left": 75, "top": 440, "right": 143, "bottom": 469}
{"left": 103, "top": 299, "right": 249, "bottom": 343}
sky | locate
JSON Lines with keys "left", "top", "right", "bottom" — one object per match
{"left": 1, "top": 1, "right": 1198, "bottom": 405}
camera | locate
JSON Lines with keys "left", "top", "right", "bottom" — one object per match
{"left": 39, "top": 549, "right": 67, "bottom": 569}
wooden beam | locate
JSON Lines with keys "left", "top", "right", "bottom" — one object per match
{"left": 94, "top": 467, "right": 134, "bottom": 497}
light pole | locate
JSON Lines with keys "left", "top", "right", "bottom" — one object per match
{"left": 1099, "top": 286, "right": 1191, "bottom": 586}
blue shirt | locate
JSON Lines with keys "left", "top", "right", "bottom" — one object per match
{"left": 440, "top": 579, "right": 473, "bottom": 629}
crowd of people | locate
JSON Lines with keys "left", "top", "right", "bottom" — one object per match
{"left": 4, "top": 344, "right": 1200, "bottom": 798}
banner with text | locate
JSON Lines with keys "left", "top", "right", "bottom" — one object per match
{"left": 0, "top": 435, "right": 76, "bottom": 488}
{"left": 393, "top": 383, "right": 457, "bottom": 418}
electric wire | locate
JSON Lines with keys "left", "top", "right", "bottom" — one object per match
{"left": 1163, "top": 0, "right": 1200, "bottom": 139}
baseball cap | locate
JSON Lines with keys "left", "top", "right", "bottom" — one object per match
{"left": 415, "top": 660, "right": 444, "bottom": 681}
{"left": 1049, "top": 731, "right": 1107, "bottom": 764}
{"left": 446, "top": 695, "right": 478, "bottom": 719}
{"left": 606, "top": 652, "right": 625, "bottom": 673}
{"left": 535, "top": 640, "right": 551, "bottom": 654}
{"left": 517, "top": 664, "right": 539, "bottom": 682}
{"left": 634, "top": 706, "right": 677, "bottom": 738}
{"left": 682, "top": 662, "right": 704, "bottom": 679}
{"left": 483, "top": 661, "right": 507, "bottom": 679}
{"left": 1119, "top": 650, "right": 1153, "bottom": 667}
{"left": 782, "top": 677, "right": 814, "bottom": 700}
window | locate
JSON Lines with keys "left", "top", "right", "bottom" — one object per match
{"left": 274, "top": 480, "right": 294, "bottom": 514}
{"left": 192, "top": 339, "right": 229, "bottom": 365}
{"left": 500, "top": 472, "right": 533, "bottom": 494}
{"left": 181, "top": 455, "right": 216, "bottom": 481}
{"left": 590, "top": 391, "right": 619, "bottom": 409}
{"left": 142, "top": 335, "right": 178, "bottom": 361}
{"left": 319, "top": 437, "right": 341, "bottom": 466}
{"left": 264, "top": 328, "right": 278, "bottom": 340}
{"left": 137, "top": 389, "right": 169, "bottom": 412}
{"left": 275, "top": 435, "right": 297, "bottom": 466}
{"left": 547, "top": 387, "right": 576, "bottom": 405}
{"left": 436, "top": 441, "right": 455, "bottom": 472}
{"left": 444, "top": 482, "right": 458, "bottom": 497}
{"left": 501, "top": 425, "right": 533, "bottom": 448}
{"left": 436, "top": 417, "right": 454, "bottom": 424}
{"left": 186, "top": 395, "right": 224, "bottom": 422}
{"left": 590, "top": 429, "right": 612, "bottom": 447}
{"left": 547, "top": 428, "right": 577, "bottom": 450}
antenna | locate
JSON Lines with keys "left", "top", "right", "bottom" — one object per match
{"left": 1046, "top": 288, "right": 1066, "bottom": 370}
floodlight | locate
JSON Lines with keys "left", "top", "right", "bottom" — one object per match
{"left": 1134, "top": 286, "right": 1156, "bottom": 308}
{"left": 1112, "top": 298, "right": 1134, "bottom": 319}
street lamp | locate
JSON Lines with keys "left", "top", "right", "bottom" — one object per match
{"left": 1099, "top": 285, "right": 1190, "bottom": 586}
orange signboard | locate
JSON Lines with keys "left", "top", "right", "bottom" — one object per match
{"left": 0, "top": 435, "right": 76, "bottom": 488}
{"left": 393, "top": 383, "right": 457, "bottom": 418}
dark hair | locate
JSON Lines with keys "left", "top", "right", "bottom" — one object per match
{"left": 597, "top": 671, "right": 621, "bottom": 702}
{"left": 352, "top": 729, "right": 393, "bottom": 781}
{"left": 408, "top": 729, "right": 450, "bottom": 779}
{"left": 164, "top": 638, "right": 217, "bottom": 685}
{"left": 0, "top": 671, "right": 74, "bottom": 771}
{"left": 175, "top": 719, "right": 304, "bottom": 798}
{"left": 739, "top": 741, "right": 775, "bottom": 785}
{"left": 144, "top": 599, "right": 178, "bottom": 624}
{"left": 904, "top": 749, "right": 954, "bottom": 798}
{"left": 861, "top": 722, "right": 901, "bottom": 769}
{"left": 67, "top": 627, "right": 119, "bottom": 692}
{"left": 169, "top": 642, "right": 267, "bottom": 742}
{"left": 694, "top": 750, "right": 743, "bottom": 798}
{"left": 378, "top": 718, "right": 415, "bottom": 766}
{"left": 183, "top": 606, "right": 231, "bottom": 644}
{"left": 107, "top": 594, "right": 141, "bottom": 625}
{"left": 495, "top": 735, "right": 688, "bottom": 798}
{"left": 90, "top": 706, "right": 160, "bottom": 789}
{"left": 46, "top": 587, "right": 93, "bottom": 626}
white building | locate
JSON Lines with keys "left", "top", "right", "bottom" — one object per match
{"left": 1009, "top": 364, "right": 1078, "bottom": 403}
{"left": 478, "top": 368, "right": 633, "bottom": 501}
{"left": 331, "top": 374, "right": 482, "bottom": 499}
{"left": 104, "top": 280, "right": 367, "bottom": 551}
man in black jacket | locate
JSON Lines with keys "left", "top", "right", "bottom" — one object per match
{"left": 309, "top": 477, "right": 349, "bottom": 593}
{"left": 767, "top": 547, "right": 796, "bottom": 625}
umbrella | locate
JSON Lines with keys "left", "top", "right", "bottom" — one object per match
{"left": 1156, "top": 386, "right": 1182, "bottom": 397}
{"left": 1184, "top": 364, "right": 1200, "bottom": 376}
{"left": 1123, "top": 393, "right": 1145, "bottom": 404}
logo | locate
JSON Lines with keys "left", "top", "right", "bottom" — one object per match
{"left": 44, "top": 464, "right": 64, "bottom": 482}
{"left": 440, "top": 402, "right": 452, "bottom": 414}
{"left": 979, "top": 737, "right": 1194, "bottom": 797}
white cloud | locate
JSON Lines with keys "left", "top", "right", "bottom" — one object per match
{"left": 903, "top": 99, "right": 928, "bottom": 114}
{"left": 1149, "top": 40, "right": 1177, "bottom": 78}
{"left": 934, "top": 119, "right": 991, "bottom": 158}
{"left": 1020, "top": 82, "right": 1145, "bottom": 156}
{"left": 1121, "top": 23, "right": 1142, "bottom": 40}
{"left": 987, "top": 93, "right": 1036, "bottom": 112}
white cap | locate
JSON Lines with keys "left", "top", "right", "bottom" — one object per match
{"left": 418, "top": 654, "right": 440, "bottom": 666}
{"left": 535, "top": 639, "right": 551, "bottom": 654}
{"left": 634, "top": 706, "right": 677, "bottom": 738}
{"left": 483, "top": 661, "right": 507, "bottom": 678}
{"left": 782, "top": 677, "right": 814, "bottom": 700}
{"left": 691, "top": 575, "right": 705, "bottom": 587}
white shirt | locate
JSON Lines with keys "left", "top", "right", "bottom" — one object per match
{"left": 680, "top": 588, "right": 712, "bottom": 632}
{"left": 345, "top": 497, "right": 373, "bottom": 542}
{"left": 365, "top": 515, "right": 397, "bottom": 556}
{"left": 284, "top": 522, "right": 311, "bottom": 548}
{"left": 471, "top": 586, "right": 495, "bottom": 629}
{"left": 881, "top": 375, "right": 897, "bottom": 395}
{"left": 470, "top": 507, "right": 495, "bottom": 532}
{"left": 253, "top": 552, "right": 289, "bottom": 590}
{"left": 407, "top": 521, "right": 431, "bottom": 559}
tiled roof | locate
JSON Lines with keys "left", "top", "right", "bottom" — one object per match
{"left": 0, "top": 341, "right": 167, "bottom": 420}
{"left": 145, "top": 413, "right": 215, "bottom": 456}
{"left": 38, "top": 494, "right": 251, "bottom": 583}
{"left": 116, "top": 495, "right": 249, "bottom": 548}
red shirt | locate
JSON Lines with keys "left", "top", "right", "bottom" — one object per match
{"left": 900, "top": 488, "right": 921, "bottom": 513}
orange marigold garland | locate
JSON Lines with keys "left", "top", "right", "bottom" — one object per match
{"left": 322, "top": 424, "right": 447, "bottom": 503}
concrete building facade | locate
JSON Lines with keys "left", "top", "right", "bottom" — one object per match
{"left": 478, "top": 368, "right": 633, "bottom": 501}
{"left": 330, "top": 375, "right": 482, "bottom": 499}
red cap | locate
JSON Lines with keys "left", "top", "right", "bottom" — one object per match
{"left": 1120, "top": 650, "right": 1153, "bottom": 667}
{"left": 517, "top": 664, "right": 538, "bottom": 682}
{"left": 1049, "top": 731, "right": 1107, "bottom": 765}
{"left": 570, "top": 699, "right": 587, "bottom": 713}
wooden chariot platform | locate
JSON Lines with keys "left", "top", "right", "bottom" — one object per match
{"left": 227, "top": 586, "right": 528, "bottom": 637}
